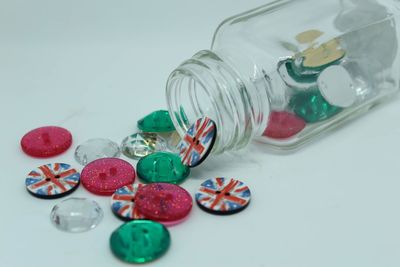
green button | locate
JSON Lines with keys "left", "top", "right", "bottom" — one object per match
{"left": 289, "top": 90, "right": 342, "bottom": 123}
{"left": 137, "top": 110, "right": 175, "bottom": 133}
{"left": 110, "top": 220, "right": 171, "bottom": 264}
{"left": 137, "top": 152, "right": 190, "bottom": 184}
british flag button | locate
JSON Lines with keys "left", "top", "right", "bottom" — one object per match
{"left": 195, "top": 177, "right": 251, "bottom": 215}
{"left": 178, "top": 117, "right": 217, "bottom": 167}
{"left": 25, "top": 163, "right": 80, "bottom": 199}
{"left": 111, "top": 184, "right": 145, "bottom": 221}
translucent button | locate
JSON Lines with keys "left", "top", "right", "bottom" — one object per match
{"left": 136, "top": 152, "right": 190, "bottom": 184}
{"left": 137, "top": 110, "right": 175, "bottom": 133}
{"left": 74, "top": 138, "right": 121, "bottom": 166}
{"left": 50, "top": 198, "right": 103, "bottom": 233}
{"left": 110, "top": 220, "right": 171, "bottom": 264}
{"left": 121, "top": 133, "right": 167, "bottom": 160}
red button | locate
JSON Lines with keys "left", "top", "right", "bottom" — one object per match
{"left": 81, "top": 158, "right": 136, "bottom": 196}
{"left": 21, "top": 126, "right": 72, "bottom": 158}
{"left": 135, "top": 183, "right": 192, "bottom": 222}
{"left": 263, "top": 111, "right": 306, "bottom": 139}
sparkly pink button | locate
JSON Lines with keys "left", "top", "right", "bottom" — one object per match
{"left": 263, "top": 111, "right": 306, "bottom": 139}
{"left": 136, "top": 183, "right": 192, "bottom": 222}
{"left": 20, "top": 126, "right": 72, "bottom": 158}
{"left": 81, "top": 158, "right": 136, "bottom": 196}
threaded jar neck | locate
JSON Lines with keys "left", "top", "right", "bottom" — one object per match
{"left": 166, "top": 50, "right": 270, "bottom": 154}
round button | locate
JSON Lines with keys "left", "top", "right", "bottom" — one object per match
{"left": 178, "top": 117, "right": 217, "bottom": 167}
{"left": 110, "top": 220, "right": 171, "bottom": 264}
{"left": 25, "top": 163, "right": 80, "bottom": 199}
{"left": 136, "top": 183, "right": 192, "bottom": 222}
{"left": 21, "top": 126, "right": 72, "bottom": 158}
{"left": 137, "top": 152, "right": 190, "bottom": 184}
{"left": 50, "top": 198, "right": 103, "bottom": 233}
{"left": 195, "top": 177, "right": 251, "bottom": 215}
{"left": 111, "top": 184, "right": 145, "bottom": 221}
{"left": 74, "top": 138, "right": 121, "bottom": 165}
{"left": 81, "top": 158, "right": 136, "bottom": 196}
{"left": 263, "top": 111, "right": 306, "bottom": 139}
{"left": 317, "top": 65, "right": 356, "bottom": 108}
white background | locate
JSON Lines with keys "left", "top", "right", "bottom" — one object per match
{"left": 1, "top": 1, "right": 400, "bottom": 266}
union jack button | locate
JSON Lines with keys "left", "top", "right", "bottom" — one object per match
{"left": 178, "top": 117, "right": 217, "bottom": 167}
{"left": 195, "top": 177, "right": 251, "bottom": 215}
{"left": 111, "top": 184, "right": 145, "bottom": 221}
{"left": 25, "top": 163, "right": 80, "bottom": 199}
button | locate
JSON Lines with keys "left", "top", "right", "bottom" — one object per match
{"left": 302, "top": 38, "right": 345, "bottom": 70}
{"left": 195, "top": 177, "right": 251, "bottom": 215}
{"left": 137, "top": 110, "right": 175, "bottom": 133}
{"left": 137, "top": 152, "right": 190, "bottom": 184}
{"left": 289, "top": 90, "right": 342, "bottom": 123}
{"left": 110, "top": 220, "right": 171, "bottom": 264}
{"left": 111, "top": 184, "right": 145, "bottom": 221}
{"left": 263, "top": 111, "right": 306, "bottom": 139}
{"left": 81, "top": 158, "right": 135, "bottom": 196}
{"left": 178, "top": 117, "right": 217, "bottom": 167}
{"left": 20, "top": 126, "right": 72, "bottom": 158}
{"left": 121, "top": 133, "right": 167, "bottom": 160}
{"left": 317, "top": 65, "right": 356, "bottom": 108}
{"left": 25, "top": 163, "right": 80, "bottom": 199}
{"left": 136, "top": 183, "right": 192, "bottom": 222}
{"left": 74, "top": 138, "right": 121, "bottom": 165}
{"left": 50, "top": 198, "right": 103, "bottom": 233}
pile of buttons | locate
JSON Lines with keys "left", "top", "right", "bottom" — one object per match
{"left": 21, "top": 110, "right": 252, "bottom": 264}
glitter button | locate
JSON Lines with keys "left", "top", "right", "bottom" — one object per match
{"left": 81, "top": 158, "right": 135, "bottom": 196}
{"left": 263, "top": 111, "right": 306, "bottom": 139}
{"left": 195, "top": 177, "right": 251, "bottom": 215}
{"left": 110, "top": 220, "right": 171, "bottom": 264}
{"left": 136, "top": 183, "right": 192, "bottom": 222}
{"left": 20, "top": 126, "right": 72, "bottom": 158}
{"left": 178, "top": 117, "right": 217, "bottom": 167}
{"left": 25, "top": 163, "right": 80, "bottom": 199}
{"left": 111, "top": 184, "right": 145, "bottom": 221}
{"left": 137, "top": 152, "right": 190, "bottom": 184}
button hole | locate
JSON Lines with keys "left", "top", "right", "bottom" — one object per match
{"left": 224, "top": 192, "right": 231, "bottom": 196}
{"left": 45, "top": 178, "right": 51, "bottom": 182}
{"left": 215, "top": 191, "right": 221, "bottom": 194}
{"left": 54, "top": 175, "right": 61, "bottom": 179}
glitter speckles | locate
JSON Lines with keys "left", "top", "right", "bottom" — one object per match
{"left": 81, "top": 158, "right": 135, "bottom": 196}
{"left": 136, "top": 183, "right": 192, "bottom": 222}
{"left": 21, "top": 126, "right": 72, "bottom": 158}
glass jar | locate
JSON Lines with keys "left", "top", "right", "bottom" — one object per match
{"left": 166, "top": 0, "right": 400, "bottom": 154}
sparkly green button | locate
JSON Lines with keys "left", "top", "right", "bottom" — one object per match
{"left": 110, "top": 220, "right": 171, "bottom": 264}
{"left": 137, "top": 110, "right": 175, "bottom": 133}
{"left": 289, "top": 90, "right": 342, "bottom": 123}
{"left": 137, "top": 152, "right": 190, "bottom": 184}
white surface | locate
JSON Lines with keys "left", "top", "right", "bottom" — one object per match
{"left": 1, "top": 1, "right": 400, "bottom": 267}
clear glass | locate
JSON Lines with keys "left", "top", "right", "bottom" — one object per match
{"left": 166, "top": 0, "right": 400, "bottom": 154}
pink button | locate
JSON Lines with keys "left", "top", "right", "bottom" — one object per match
{"left": 81, "top": 158, "right": 136, "bottom": 196}
{"left": 136, "top": 183, "right": 192, "bottom": 222}
{"left": 263, "top": 111, "right": 306, "bottom": 139}
{"left": 20, "top": 126, "right": 72, "bottom": 158}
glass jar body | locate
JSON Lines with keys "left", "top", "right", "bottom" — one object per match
{"left": 167, "top": 0, "right": 400, "bottom": 153}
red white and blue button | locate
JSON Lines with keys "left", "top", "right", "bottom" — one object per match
{"left": 178, "top": 117, "right": 216, "bottom": 167}
{"left": 111, "top": 184, "right": 145, "bottom": 221}
{"left": 25, "top": 163, "right": 80, "bottom": 199}
{"left": 195, "top": 177, "right": 251, "bottom": 215}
